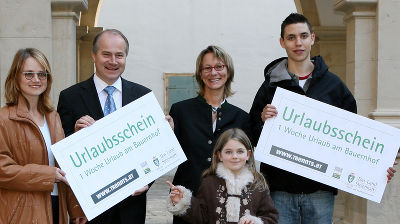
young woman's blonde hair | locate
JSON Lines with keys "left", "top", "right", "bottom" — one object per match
{"left": 195, "top": 45, "right": 234, "bottom": 98}
{"left": 5, "top": 48, "right": 54, "bottom": 114}
{"left": 202, "top": 128, "right": 268, "bottom": 191}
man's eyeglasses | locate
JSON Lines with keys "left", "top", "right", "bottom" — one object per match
{"left": 201, "top": 65, "right": 225, "bottom": 73}
{"left": 22, "top": 72, "right": 48, "bottom": 80}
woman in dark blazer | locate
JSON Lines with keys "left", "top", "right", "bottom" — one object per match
{"left": 169, "top": 45, "right": 250, "bottom": 224}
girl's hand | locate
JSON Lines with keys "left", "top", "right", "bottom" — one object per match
{"left": 167, "top": 181, "right": 183, "bottom": 205}
{"left": 55, "top": 168, "right": 69, "bottom": 186}
{"left": 239, "top": 217, "right": 254, "bottom": 224}
{"left": 387, "top": 161, "right": 398, "bottom": 183}
{"left": 261, "top": 104, "right": 278, "bottom": 122}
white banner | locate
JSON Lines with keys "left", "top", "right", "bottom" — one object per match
{"left": 255, "top": 87, "right": 400, "bottom": 203}
{"left": 52, "top": 92, "right": 186, "bottom": 220}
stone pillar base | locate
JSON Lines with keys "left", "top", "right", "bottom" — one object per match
{"left": 369, "top": 111, "right": 400, "bottom": 128}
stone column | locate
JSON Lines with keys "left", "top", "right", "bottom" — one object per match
{"left": 335, "top": 1, "right": 378, "bottom": 223}
{"left": 51, "top": 0, "right": 88, "bottom": 105}
{"left": 367, "top": 0, "right": 400, "bottom": 223}
{"left": 335, "top": 0, "right": 400, "bottom": 223}
{"left": 0, "top": 0, "right": 53, "bottom": 106}
{"left": 369, "top": 0, "right": 400, "bottom": 128}
{"left": 312, "top": 26, "right": 347, "bottom": 82}
{"left": 76, "top": 26, "right": 103, "bottom": 82}
{"left": 76, "top": 0, "right": 103, "bottom": 82}
{"left": 335, "top": 0, "right": 378, "bottom": 117}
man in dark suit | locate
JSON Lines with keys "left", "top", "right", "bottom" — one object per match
{"left": 57, "top": 29, "right": 151, "bottom": 224}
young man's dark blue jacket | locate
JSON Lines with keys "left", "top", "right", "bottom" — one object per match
{"left": 249, "top": 55, "right": 357, "bottom": 194}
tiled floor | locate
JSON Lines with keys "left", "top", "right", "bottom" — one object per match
{"left": 145, "top": 174, "right": 174, "bottom": 224}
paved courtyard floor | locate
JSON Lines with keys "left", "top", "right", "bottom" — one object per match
{"left": 145, "top": 174, "right": 174, "bottom": 224}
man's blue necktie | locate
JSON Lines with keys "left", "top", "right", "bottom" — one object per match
{"left": 103, "top": 86, "right": 116, "bottom": 116}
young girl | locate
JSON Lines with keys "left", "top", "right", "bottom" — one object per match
{"left": 167, "top": 128, "right": 278, "bottom": 224}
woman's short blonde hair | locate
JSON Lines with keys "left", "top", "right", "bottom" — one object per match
{"left": 195, "top": 45, "right": 235, "bottom": 98}
{"left": 5, "top": 48, "right": 54, "bottom": 113}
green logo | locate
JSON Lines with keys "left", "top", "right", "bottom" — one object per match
{"left": 153, "top": 156, "right": 160, "bottom": 167}
{"left": 348, "top": 173, "right": 355, "bottom": 183}
{"left": 332, "top": 167, "right": 342, "bottom": 179}
{"left": 140, "top": 161, "right": 151, "bottom": 174}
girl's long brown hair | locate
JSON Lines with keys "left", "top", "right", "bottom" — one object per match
{"left": 202, "top": 128, "right": 268, "bottom": 191}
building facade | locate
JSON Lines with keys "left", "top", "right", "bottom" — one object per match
{"left": 0, "top": 0, "right": 399, "bottom": 223}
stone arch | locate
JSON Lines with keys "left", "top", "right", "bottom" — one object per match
{"left": 80, "top": 0, "right": 103, "bottom": 27}
{"left": 76, "top": 0, "right": 103, "bottom": 82}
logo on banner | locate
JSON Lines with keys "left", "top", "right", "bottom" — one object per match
{"left": 140, "top": 161, "right": 151, "bottom": 174}
{"left": 153, "top": 156, "right": 160, "bottom": 167}
{"left": 332, "top": 167, "right": 343, "bottom": 179}
{"left": 348, "top": 173, "right": 355, "bottom": 183}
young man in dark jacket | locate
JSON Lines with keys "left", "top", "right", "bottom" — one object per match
{"left": 249, "top": 13, "right": 357, "bottom": 224}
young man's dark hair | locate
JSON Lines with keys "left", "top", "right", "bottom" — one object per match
{"left": 280, "top": 13, "right": 313, "bottom": 38}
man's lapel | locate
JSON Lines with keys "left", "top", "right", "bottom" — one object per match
{"left": 80, "top": 76, "right": 104, "bottom": 119}
{"left": 121, "top": 78, "right": 136, "bottom": 106}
